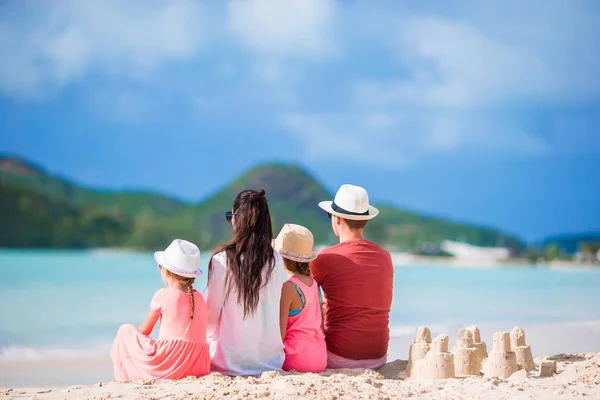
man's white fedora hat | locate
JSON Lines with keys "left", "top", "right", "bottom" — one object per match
{"left": 319, "top": 184, "right": 379, "bottom": 221}
{"left": 154, "top": 239, "right": 202, "bottom": 278}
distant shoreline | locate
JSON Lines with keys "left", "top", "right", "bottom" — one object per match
{"left": 392, "top": 254, "right": 599, "bottom": 269}
{"left": 1, "top": 247, "right": 598, "bottom": 269}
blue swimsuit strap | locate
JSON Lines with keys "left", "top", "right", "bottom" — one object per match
{"left": 288, "top": 281, "right": 325, "bottom": 316}
{"left": 293, "top": 282, "right": 306, "bottom": 307}
{"left": 288, "top": 282, "right": 306, "bottom": 317}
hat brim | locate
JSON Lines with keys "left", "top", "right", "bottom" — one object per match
{"left": 154, "top": 251, "right": 202, "bottom": 278}
{"left": 275, "top": 248, "right": 317, "bottom": 263}
{"left": 318, "top": 201, "right": 379, "bottom": 220}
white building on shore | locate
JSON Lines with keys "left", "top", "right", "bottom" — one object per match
{"left": 441, "top": 240, "right": 511, "bottom": 263}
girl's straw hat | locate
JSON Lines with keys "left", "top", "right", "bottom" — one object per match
{"left": 154, "top": 239, "right": 202, "bottom": 278}
{"left": 273, "top": 224, "right": 317, "bottom": 263}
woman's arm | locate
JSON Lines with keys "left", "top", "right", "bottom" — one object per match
{"left": 279, "top": 282, "right": 295, "bottom": 341}
{"left": 138, "top": 309, "right": 160, "bottom": 336}
{"left": 206, "top": 256, "right": 227, "bottom": 339}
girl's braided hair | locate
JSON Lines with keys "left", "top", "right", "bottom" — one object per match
{"left": 164, "top": 269, "right": 195, "bottom": 333}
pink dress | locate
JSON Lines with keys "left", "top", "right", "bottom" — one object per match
{"left": 111, "top": 287, "right": 210, "bottom": 381}
{"left": 282, "top": 276, "right": 327, "bottom": 373}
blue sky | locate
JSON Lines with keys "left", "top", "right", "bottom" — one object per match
{"left": 1, "top": 0, "right": 599, "bottom": 241}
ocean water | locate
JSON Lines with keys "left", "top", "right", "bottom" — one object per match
{"left": 1, "top": 249, "right": 600, "bottom": 362}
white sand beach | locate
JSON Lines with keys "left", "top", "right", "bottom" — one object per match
{"left": 2, "top": 321, "right": 600, "bottom": 399}
{"left": 3, "top": 353, "right": 600, "bottom": 400}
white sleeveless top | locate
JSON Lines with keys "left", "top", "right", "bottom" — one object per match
{"left": 206, "top": 251, "right": 285, "bottom": 375}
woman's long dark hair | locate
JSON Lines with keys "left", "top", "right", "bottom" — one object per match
{"left": 210, "top": 188, "right": 275, "bottom": 318}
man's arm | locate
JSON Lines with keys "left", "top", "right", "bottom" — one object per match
{"left": 312, "top": 255, "right": 328, "bottom": 332}
{"left": 310, "top": 255, "right": 325, "bottom": 286}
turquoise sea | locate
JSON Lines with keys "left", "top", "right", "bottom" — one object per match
{"left": 1, "top": 249, "right": 600, "bottom": 365}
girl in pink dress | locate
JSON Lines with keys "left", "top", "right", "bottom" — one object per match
{"left": 276, "top": 224, "right": 327, "bottom": 373}
{"left": 111, "top": 239, "right": 210, "bottom": 381}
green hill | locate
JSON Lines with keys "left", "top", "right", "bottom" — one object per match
{"left": 0, "top": 155, "right": 526, "bottom": 253}
{"left": 0, "top": 157, "right": 183, "bottom": 216}
{"left": 0, "top": 180, "right": 131, "bottom": 248}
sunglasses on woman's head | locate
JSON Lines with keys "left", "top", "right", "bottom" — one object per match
{"left": 225, "top": 211, "right": 234, "bottom": 224}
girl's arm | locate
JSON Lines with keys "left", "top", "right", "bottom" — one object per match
{"left": 279, "top": 282, "right": 295, "bottom": 341}
{"left": 320, "top": 290, "right": 326, "bottom": 333}
{"left": 138, "top": 309, "right": 160, "bottom": 336}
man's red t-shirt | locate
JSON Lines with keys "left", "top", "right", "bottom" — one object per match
{"left": 310, "top": 240, "right": 394, "bottom": 360}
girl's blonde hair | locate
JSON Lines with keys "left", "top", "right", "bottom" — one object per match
{"left": 163, "top": 268, "right": 195, "bottom": 333}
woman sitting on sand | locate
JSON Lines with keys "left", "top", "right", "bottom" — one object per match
{"left": 275, "top": 224, "right": 327, "bottom": 373}
{"left": 110, "top": 239, "right": 210, "bottom": 381}
{"left": 206, "top": 189, "right": 285, "bottom": 375}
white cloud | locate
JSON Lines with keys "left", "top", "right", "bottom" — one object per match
{"left": 0, "top": 0, "right": 596, "bottom": 169}
{"left": 281, "top": 113, "right": 406, "bottom": 168}
{"left": 255, "top": 60, "right": 285, "bottom": 84}
{"left": 356, "top": 4, "right": 600, "bottom": 109}
{"left": 281, "top": 112, "right": 548, "bottom": 168}
{"left": 227, "top": 0, "right": 336, "bottom": 58}
{"left": 334, "top": 1, "right": 599, "bottom": 167}
{"left": 226, "top": 0, "right": 338, "bottom": 86}
{"left": 0, "top": 0, "right": 204, "bottom": 99}
{"left": 422, "top": 115, "right": 548, "bottom": 155}
{"left": 394, "top": 17, "right": 552, "bottom": 107}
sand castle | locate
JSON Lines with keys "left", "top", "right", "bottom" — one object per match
{"left": 451, "top": 329, "right": 481, "bottom": 376}
{"left": 511, "top": 326, "right": 535, "bottom": 371}
{"left": 407, "top": 326, "right": 432, "bottom": 377}
{"left": 406, "top": 326, "right": 536, "bottom": 380}
{"left": 466, "top": 325, "right": 488, "bottom": 361}
{"left": 483, "top": 332, "right": 518, "bottom": 378}
{"left": 539, "top": 360, "right": 557, "bottom": 377}
{"left": 419, "top": 334, "right": 455, "bottom": 379}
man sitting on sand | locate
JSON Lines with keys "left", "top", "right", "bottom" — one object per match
{"left": 311, "top": 184, "right": 394, "bottom": 369}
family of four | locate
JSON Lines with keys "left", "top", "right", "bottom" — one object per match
{"left": 111, "top": 184, "right": 394, "bottom": 380}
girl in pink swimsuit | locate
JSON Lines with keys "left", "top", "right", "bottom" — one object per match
{"left": 111, "top": 239, "right": 210, "bottom": 381}
{"left": 275, "top": 224, "right": 327, "bottom": 373}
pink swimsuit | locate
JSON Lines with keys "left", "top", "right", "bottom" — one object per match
{"left": 282, "top": 276, "right": 327, "bottom": 373}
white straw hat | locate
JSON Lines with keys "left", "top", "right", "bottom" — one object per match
{"left": 319, "top": 184, "right": 379, "bottom": 220}
{"left": 273, "top": 224, "right": 317, "bottom": 263}
{"left": 154, "top": 239, "right": 202, "bottom": 278}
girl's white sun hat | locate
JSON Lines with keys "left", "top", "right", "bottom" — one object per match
{"left": 319, "top": 184, "right": 379, "bottom": 221}
{"left": 154, "top": 239, "right": 202, "bottom": 278}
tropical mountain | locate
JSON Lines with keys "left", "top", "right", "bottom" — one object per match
{"left": 0, "top": 155, "right": 526, "bottom": 253}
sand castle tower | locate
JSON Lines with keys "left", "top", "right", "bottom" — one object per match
{"left": 466, "top": 325, "right": 488, "bottom": 362}
{"left": 452, "top": 329, "right": 481, "bottom": 376}
{"left": 511, "top": 326, "right": 535, "bottom": 371}
{"left": 483, "top": 332, "right": 518, "bottom": 378}
{"left": 420, "top": 334, "right": 455, "bottom": 379}
{"left": 407, "top": 326, "right": 431, "bottom": 377}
